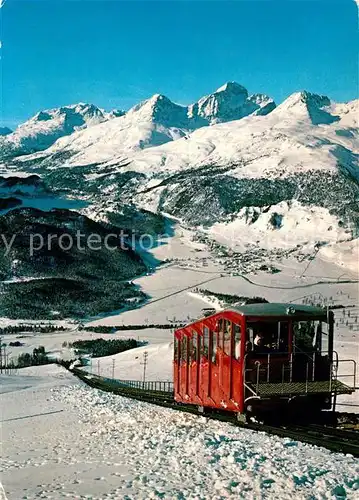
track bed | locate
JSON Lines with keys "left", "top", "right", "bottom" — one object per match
{"left": 71, "top": 368, "right": 359, "bottom": 457}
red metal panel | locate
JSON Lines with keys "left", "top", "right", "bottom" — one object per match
{"left": 174, "top": 311, "right": 246, "bottom": 412}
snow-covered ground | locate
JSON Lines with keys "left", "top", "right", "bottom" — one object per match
{"left": 0, "top": 221, "right": 358, "bottom": 499}
{"left": 1, "top": 364, "right": 359, "bottom": 500}
{"left": 208, "top": 201, "right": 356, "bottom": 253}
{"left": 86, "top": 341, "right": 174, "bottom": 382}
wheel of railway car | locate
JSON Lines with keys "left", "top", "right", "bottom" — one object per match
{"left": 236, "top": 412, "right": 250, "bottom": 424}
{"left": 244, "top": 397, "right": 264, "bottom": 424}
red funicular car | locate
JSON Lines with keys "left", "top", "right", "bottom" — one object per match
{"left": 174, "top": 303, "right": 356, "bottom": 421}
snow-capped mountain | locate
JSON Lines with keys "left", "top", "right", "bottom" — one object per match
{"left": 0, "top": 103, "right": 121, "bottom": 158}
{"left": 9, "top": 82, "right": 277, "bottom": 167}
{"left": 1, "top": 84, "right": 358, "bottom": 271}
{"left": 188, "top": 82, "right": 275, "bottom": 124}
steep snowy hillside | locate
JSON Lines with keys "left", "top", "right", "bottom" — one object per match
{"left": 0, "top": 103, "right": 119, "bottom": 159}
{"left": 36, "top": 94, "right": 196, "bottom": 165}
{"left": 11, "top": 82, "right": 276, "bottom": 167}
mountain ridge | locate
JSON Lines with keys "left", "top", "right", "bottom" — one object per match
{"left": 1, "top": 84, "right": 358, "bottom": 272}
{"left": 0, "top": 102, "right": 124, "bottom": 158}
{"left": 0, "top": 82, "right": 277, "bottom": 161}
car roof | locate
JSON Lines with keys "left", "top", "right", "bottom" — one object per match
{"left": 225, "top": 302, "right": 327, "bottom": 318}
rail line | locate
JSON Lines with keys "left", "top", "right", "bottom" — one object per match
{"left": 70, "top": 368, "right": 359, "bottom": 457}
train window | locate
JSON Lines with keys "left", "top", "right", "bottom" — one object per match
{"left": 181, "top": 336, "right": 188, "bottom": 362}
{"left": 202, "top": 327, "right": 209, "bottom": 358}
{"left": 192, "top": 331, "right": 198, "bottom": 361}
{"left": 218, "top": 329, "right": 223, "bottom": 351}
{"left": 211, "top": 330, "right": 217, "bottom": 363}
{"left": 224, "top": 320, "right": 232, "bottom": 356}
{"left": 188, "top": 336, "right": 193, "bottom": 362}
{"left": 293, "top": 321, "right": 321, "bottom": 352}
{"left": 174, "top": 338, "right": 179, "bottom": 361}
{"left": 277, "top": 322, "right": 289, "bottom": 351}
{"left": 320, "top": 321, "right": 329, "bottom": 353}
{"left": 247, "top": 321, "right": 288, "bottom": 353}
{"left": 196, "top": 331, "right": 201, "bottom": 362}
{"left": 216, "top": 319, "right": 223, "bottom": 351}
{"left": 234, "top": 324, "right": 241, "bottom": 359}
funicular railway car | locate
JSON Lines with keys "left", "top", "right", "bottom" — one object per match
{"left": 174, "top": 303, "right": 356, "bottom": 422}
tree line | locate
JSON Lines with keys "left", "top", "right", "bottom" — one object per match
{"left": 66, "top": 338, "right": 141, "bottom": 358}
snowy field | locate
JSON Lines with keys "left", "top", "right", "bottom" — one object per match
{"left": 1, "top": 364, "right": 359, "bottom": 500}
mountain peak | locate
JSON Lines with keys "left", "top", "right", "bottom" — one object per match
{"left": 5, "top": 102, "right": 110, "bottom": 155}
{"left": 127, "top": 93, "right": 191, "bottom": 130}
{"left": 279, "top": 91, "right": 331, "bottom": 109}
{"left": 108, "top": 109, "right": 126, "bottom": 119}
{"left": 275, "top": 91, "right": 338, "bottom": 125}
{"left": 129, "top": 93, "right": 172, "bottom": 113}
{"left": 215, "top": 81, "right": 248, "bottom": 95}
{"left": 149, "top": 93, "right": 170, "bottom": 102}
{"left": 192, "top": 82, "right": 274, "bottom": 124}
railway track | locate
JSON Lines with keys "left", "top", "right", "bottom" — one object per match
{"left": 71, "top": 368, "right": 359, "bottom": 457}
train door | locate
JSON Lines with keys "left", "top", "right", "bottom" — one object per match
{"left": 217, "top": 319, "right": 232, "bottom": 398}
{"left": 216, "top": 318, "right": 243, "bottom": 406}
{"left": 199, "top": 326, "right": 210, "bottom": 402}
{"left": 174, "top": 336, "right": 180, "bottom": 395}
{"left": 231, "top": 321, "right": 242, "bottom": 403}
{"left": 176, "top": 334, "right": 189, "bottom": 398}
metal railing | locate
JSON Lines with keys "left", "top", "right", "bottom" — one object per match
{"left": 332, "top": 359, "right": 357, "bottom": 390}
{"left": 244, "top": 350, "right": 356, "bottom": 396}
{"left": 86, "top": 373, "right": 174, "bottom": 393}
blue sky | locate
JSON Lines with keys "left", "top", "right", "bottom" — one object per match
{"left": 1, "top": 0, "right": 358, "bottom": 128}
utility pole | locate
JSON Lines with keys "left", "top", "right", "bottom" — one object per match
{"left": 5, "top": 351, "right": 11, "bottom": 374}
{"left": 141, "top": 351, "right": 148, "bottom": 384}
{"left": 97, "top": 359, "right": 100, "bottom": 376}
{"left": 0, "top": 336, "right": 2, "bottom": 374}
{"left": 111, "top": 358, "right": 115, "bottom": 379}
{"left": 0, "top": 337, "right": 7, "bottom": 374}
